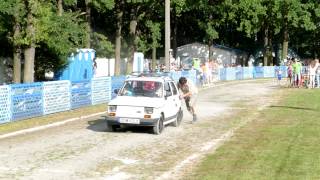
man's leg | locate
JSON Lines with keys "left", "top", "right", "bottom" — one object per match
{"left": 185, "top": 98, "right": 191, "bottom": 112}
{"left": 185, "top": 98, "right": 197, "bottom": 122}
{"left": 190, "top": 95, "right": 198, "bottom": 122}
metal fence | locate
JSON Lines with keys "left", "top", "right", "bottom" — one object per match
{"left": 0, "top": 66, "right": 285, "bottom": 124}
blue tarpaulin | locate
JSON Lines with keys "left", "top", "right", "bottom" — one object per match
{"left": 55, "top": 49, "right": 95, "bottom": 81}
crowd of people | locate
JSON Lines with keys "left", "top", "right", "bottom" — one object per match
{"left": 154, "top": 60, "right": 222, "bottom": 86}
{"left": 284, "top": 58, "right": 320, "bottom": 88}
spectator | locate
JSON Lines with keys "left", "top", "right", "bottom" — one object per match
{"left": 292, "top": 58, "right": 302, "bottom": 88}
{"left": 316, "top": 59, "right": 320, "bottom": 88}
{"left": 287, "top": 60, "right": 293, "bottom": 87}
{"left": 200, "top": 63, "right": 208, "bottom": 86}
{"left": 308, "top": 59, "right": 319, "bottom": 89}
{"left": 275, "top": 65, "right": 282, "bottom": 86}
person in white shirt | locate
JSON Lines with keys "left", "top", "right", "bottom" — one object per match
{"left": 315, "top": 59, "right": 320, "bottom": 88}
{"left": 308, "top": 60, "right": 319, "bottom": 89}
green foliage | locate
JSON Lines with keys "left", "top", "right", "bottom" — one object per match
{"left": 64, "top": 0, "right": 78, "bottom": 6}
{"left": 171, "top": 0, "right": 187, "bottom": 15}
{"left": 91, "top": 32, "right": 114, "bottom": 57}
{"left": 146, "top": 20, "right": 161, "bottom": 49}
{"left": 92, "top": 0, "right": 114, "bottom": 12}
{"left": 235, "top": 0, "right": 266, "bottom": 37}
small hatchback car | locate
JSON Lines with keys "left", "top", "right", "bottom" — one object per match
{"left": 106, "top": 73, "right": 183, "bottom": 134}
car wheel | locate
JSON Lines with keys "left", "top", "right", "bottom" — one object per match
{"left": 172, "top": 108, "right": 183, "bottom": 127}
{"left": 153, "top": 115, "right": 164, "bottom": 135}
{"left": 106, "top": 123, "right": 117, "bottom": 132}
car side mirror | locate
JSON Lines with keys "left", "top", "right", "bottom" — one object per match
{"left": 114, "top": 89, "right": 119, "bottom": 94}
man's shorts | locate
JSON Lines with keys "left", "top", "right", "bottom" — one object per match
{"left": 184, "top": 94, "right": 198, "bottom": 110}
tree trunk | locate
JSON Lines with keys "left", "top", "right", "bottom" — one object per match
{"left": 24, "top": 47, "right": 35, "bottom": 83}
{"left": 208, "top": 40, "right": 213, "bottom": 61}
{"left": 282, "top": 26, "right": 289, "bottom": 63}
{"left": 165, "top": 0, "right": 170, "bottom": 71}
{"left": 126, "top": 8, "right": 138, "bottom": 74}
{"left": 23, "top": 0, "right": 36, "bottom": 83}
{"left": 85, "top": 0, "right": 91, "bottom": 48}
{"left": 13, "top": 20, "right": 22, "bottom": 83}
{"left": 13, "top": 48, "right": 22, "bottom": 84}
{"left": 114, "top": 0, "right": 123, "bottom": 76}
{"left": 268, "top": 34, "right": 273, "bottom": 66}
{"left": 152, "top": 47, "right": 156, "bottom": 71}
{"left": 263, "top": 27, "right": 268, "bottom": 66}
{"left": 314, "top": 32, "right": 317, "bottom": 59}
{"left": 172, "top": 5, "right": 177, "bottom": 58}
{"left": 57, "top": 0, "right": 63, "bottom": 16}
{"left": 282, "top": 7, "right": 289, "bottom": 63}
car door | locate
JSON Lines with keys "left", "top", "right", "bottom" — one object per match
{"left": 170, "top": 81, "right": 180, "bottom": 114}
{"left": 164, "top": 82, "right": 175, "bottom": 121}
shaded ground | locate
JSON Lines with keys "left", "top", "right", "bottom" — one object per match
{"left": 0, "top": 80, "right": 278, "bottom": 180}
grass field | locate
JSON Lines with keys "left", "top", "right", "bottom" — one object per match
{"left": 190, "top": 89, "right": 320, "bottom": 180}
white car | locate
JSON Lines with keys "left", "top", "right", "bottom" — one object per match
{"left": 106, "top": 74, "right": 183, "bottom": 134}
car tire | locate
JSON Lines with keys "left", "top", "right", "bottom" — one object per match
{"left": 153, "top": 115, "right": 164, "bottom": 135}
{"left": 172, "top": 108, "right": 183, "bottom": 127}
{"left": 106, "top": 123, "right": 117, "bottom": 132}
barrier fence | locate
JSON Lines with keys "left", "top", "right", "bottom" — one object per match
{"left": 0, "top": 66, "right": 286, "bottom": 124}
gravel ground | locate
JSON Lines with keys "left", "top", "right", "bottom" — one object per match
{"left": 0, "top": 80, "right": 279, "bottom": 180}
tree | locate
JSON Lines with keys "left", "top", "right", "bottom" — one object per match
{"left": 146, "top": 21, "right": 161, "bottom": 70}
{"left": 113, "top": 0, "right": 122, "bottom": 75}
{"left": 273, "top": 0, "right": 316, "bottom": 62}
{"left": 0, "top": 0, "right": 25, "bottom": 83}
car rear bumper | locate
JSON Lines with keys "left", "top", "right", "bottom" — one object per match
{"left": 106, "top": 116, "right": 159, "bottom": 126}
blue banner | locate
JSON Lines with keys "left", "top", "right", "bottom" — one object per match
{"left": 43, "top": 81, "right": 71, "bottom": 115}
{"left": 219, "top": 68, "right": 227, "bottom": 81}
{"left": 226, "top": 68, "right": 236, "bottom": 81}
{"left": 243, "top": 67, "right": 253, "bottom": 79}
{"left": 10, "top": 83, "right": 43, "bottom": 121}
{"left": 92, "top": 77, "right": 112, "bottom": 104}
{"left": 264, "top": 66, "right": 275, "bottom": 78}
{"left": 71, "top": 80, "right": 91, "bottom": 109}
{"left": 236, "top": 67, "right": 244, "bottom": 80}
{"left": 254, "top": 67, "right": 264, "bottom": 78}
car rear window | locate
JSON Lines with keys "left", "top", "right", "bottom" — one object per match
{"left": 119, "top": 80, "right": 163, "bottom": 98}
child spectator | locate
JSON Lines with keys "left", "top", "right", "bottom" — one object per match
{"left": 287, "top": 60, "right": 293, "bottom": 87}
{"left": 275, "top": 65, "right": 282, "bottom": 86}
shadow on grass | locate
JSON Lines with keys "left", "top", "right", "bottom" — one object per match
{"left": 86, "top": 116, "right": 153, "bottom": 134}
{"left": 269, "top": 105, "right": 317, "bottom": 111}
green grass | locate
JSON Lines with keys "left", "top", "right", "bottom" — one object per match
{"left": 190, "top": 89, "right": 320, "bottom": 180}
{"left": 0, "top": 104, "right": 107, "bottom": 135}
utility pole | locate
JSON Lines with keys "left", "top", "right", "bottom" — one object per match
{"left": 165, "top": 0, "right": 170, "bottom": 71}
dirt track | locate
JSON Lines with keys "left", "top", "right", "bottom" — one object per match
{"left": 0, "top": 80, "right": 279, "bottom": 180}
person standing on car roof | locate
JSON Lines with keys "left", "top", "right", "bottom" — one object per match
{"left": 177, "top": 77, "right": 198, "bottom": 123}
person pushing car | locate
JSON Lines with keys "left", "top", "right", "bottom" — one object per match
{"left": 177, "top": 77, "right": 198, "bottom": 123}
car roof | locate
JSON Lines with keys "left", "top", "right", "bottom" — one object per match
{"left": 126, "top": 73, "right": 174, "bottom": 82}
{"left": 126, "top": 76, "right": 173, "bottom": 82}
